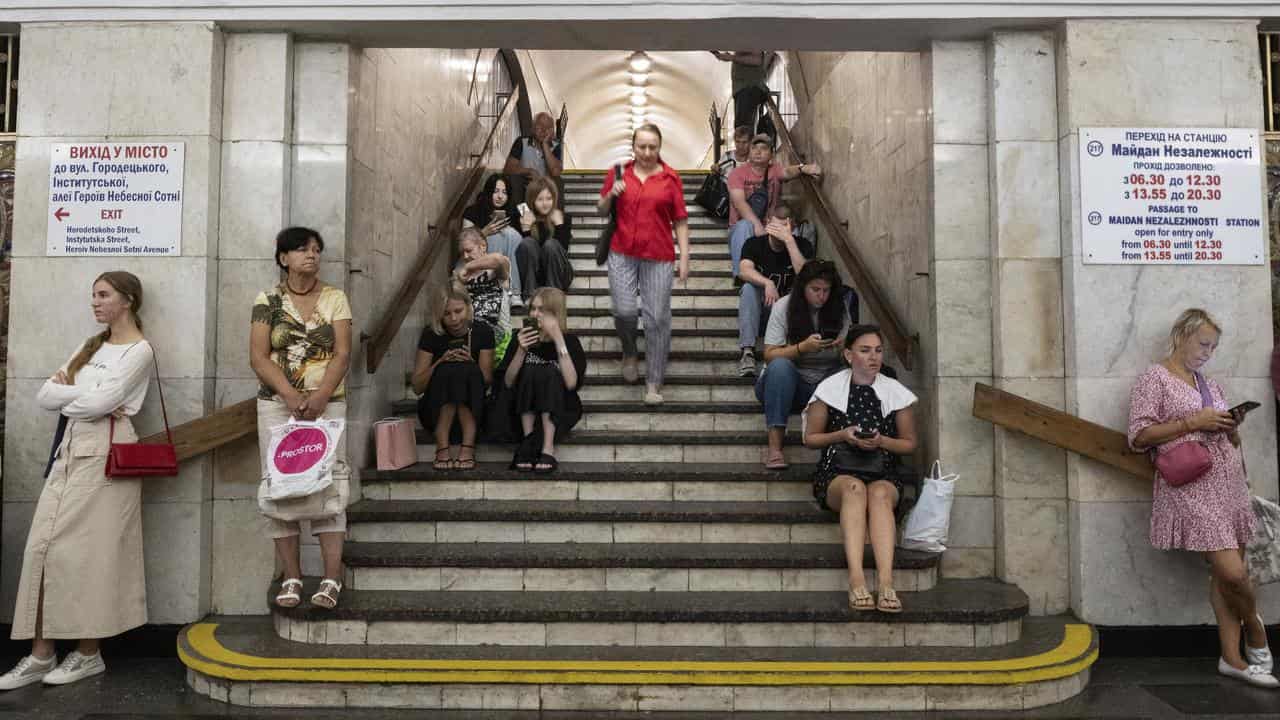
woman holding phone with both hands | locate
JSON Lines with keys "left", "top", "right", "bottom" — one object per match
{"left": 501, "top": 287, "right": 586, "bottom": 473}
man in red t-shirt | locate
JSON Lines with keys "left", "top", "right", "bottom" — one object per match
{"left": 726, "top": 135, "right": 821, "bottom": 279}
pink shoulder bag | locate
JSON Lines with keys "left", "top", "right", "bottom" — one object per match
{"left": 1153, "top": 372, "right": 1213, "bottom": 487}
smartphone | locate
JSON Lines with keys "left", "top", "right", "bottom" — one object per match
{"left": 522, "top": 316, "right": 539, "bottom": 332}
{"left": 1229, "top": 401, "right": 1260, "bottom": 421}
{"left": 517, "top": 202, "right": 530, "bottom": 217}
{"left": 854, "top": 430, "right": 876, "bottom": 440}
{"left": 446, "top": 335, "right": 468, "bottom": 350}
{"left": 820, "top": 328, "right": 840, "bottom": 342}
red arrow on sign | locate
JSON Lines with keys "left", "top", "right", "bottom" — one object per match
{"left": 53, "top": 207, "right": 70, "bottom": 222}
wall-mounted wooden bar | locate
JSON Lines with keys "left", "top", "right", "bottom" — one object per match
{"left": 139, "top": 398, "right": 257, "bottom": 463}
{"left": 972, "top": 383, "right": 1153, "bottom": 481}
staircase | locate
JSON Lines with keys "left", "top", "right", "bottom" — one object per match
{"left": 179, "top": 169, "right": 1096, "bottom": 712}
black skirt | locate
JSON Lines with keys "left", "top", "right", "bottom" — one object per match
{"left": 418, "top": 361, "right": 487, "bottom": 437}
{"left": 513, "top": 364, "right": 581, "bottom": 437}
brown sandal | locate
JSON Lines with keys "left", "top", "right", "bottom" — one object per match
{"left": 877, "top": 587, "right": 903, "bottom": 614}
{"left": 433, "top": 447, "right": 453, "bottom": 471}
{"left": 849, "top": 586, "right": 875, "bottom": 611}
{"left": 310, "top": 579, "right": 342, "bottom": 610}
{"left": 455, "top": 445, "right": 477, "bottom": 471}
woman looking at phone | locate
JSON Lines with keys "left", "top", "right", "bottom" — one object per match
{"left": 413, "top": 281, "right": 495, "bottom": 471}
{"left": 1128, "top": 308, "right": 1275, "bottom": 688}
{"left": 500, "top": 288, "right": 586, "bottom": 473}
{"left": 463, "top": 174, "right": 524, "bottom": 301}
{"left": 755, "top": 261, "right": 850, "bottom": 469}
{"left": 516, "top": 177, "right": 573, "bottom": 301}
{"left": 803, "top": 325, "right": 917, "bottom": 613}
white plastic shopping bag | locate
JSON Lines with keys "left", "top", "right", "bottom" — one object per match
{"left": 264, "top": 418, "right": 345, "bottom": 501}
{"left": 899, "top": 460, "right": 958, "bottom": 553}
{"left": 1247, "top": 495, "right": 1280, "bottom": 586}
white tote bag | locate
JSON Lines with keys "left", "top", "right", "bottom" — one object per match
{"left": 899, "top": 460, "right": 958, "bottom": 553}
{"left": 263, "top": 418, "right": 345, "bottom": 501}
{"left": 1247, "top": 495, "right": 1280, "bottom": 586}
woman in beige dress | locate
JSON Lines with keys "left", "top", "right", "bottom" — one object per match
{"left": 0, "top": 271, "right": 153, "bottom": 690}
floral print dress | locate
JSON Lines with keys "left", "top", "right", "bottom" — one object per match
{"left": 1127, "top": 364, "right": 1255, "bottom": 551}
{"left": 252, "top": 284, "right": 352, "bottom": 401}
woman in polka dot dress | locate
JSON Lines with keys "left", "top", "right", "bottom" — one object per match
{"left": 803, "top": 325, "right": 917, "bottom": 614}
{"left": 1127, "top": 308, "right": 1274, "bottom": 688}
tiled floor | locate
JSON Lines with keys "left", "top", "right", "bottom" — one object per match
{"left": 1, "top": 655, "right": 1278, "bottom": 718}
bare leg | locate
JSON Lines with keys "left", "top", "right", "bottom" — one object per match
{"left": 767, "top": 427, "right": 786, "bottom": 455}
{"left": 827, "top": 476, "right": 868, "bottom": 592}
{"left": 274, "top": 535, "right": 303, "bottom": 580}
{"left": 456, "top": 405, "right": 478, "bottom": 468}
{"left": 435, "top": 404, "right": 458, "bottom": 460}
{"left": 32, "top": 584, "right": 54, "bottom": 660}
{"left": 521, "top": 412, "right": 536, "bottom": 436}
{"left": 867, "top": 481, "right": 899, "bottom": 590}
{"left": 540, "top": 413, "right": 557, "bottom": 456}
{"left": 1207, "top": 549, "right": 1257, "bottom": 668}
{"left": 317, "top": 531, "right": 344, "bottom": 582}
{"left": 76, "top": 639, "right": 100, "bottom": 656}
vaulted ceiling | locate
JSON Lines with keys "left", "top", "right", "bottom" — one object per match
{"left": 518, "top": 50, "right": 732, "bottom": 170}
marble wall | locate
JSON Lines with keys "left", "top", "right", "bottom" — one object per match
{"left": 1058, "top": 20, "right": 1279, "bottom": 625}
{"left": 3, "top": 22, "right": 225, "bottom": 623}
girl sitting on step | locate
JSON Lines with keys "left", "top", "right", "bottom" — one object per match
{"left": 413, "top": 281, "right": 495, "bottom": 471}
{"left": 803, "top": 325, "right": 918, "bottom": 614}
{"left": 499, "top": 287, "right": 587, "bottom": 473}
{"left": 453, "top": 227, "right": 513, "bottom": 362}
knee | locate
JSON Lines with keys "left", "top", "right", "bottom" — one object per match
{"left": 868, "top": 482, "right": 896, "bottom": 507}
{"left": 765, "top": 357, "right": 797, "bottom": 374}
{"left": 840, "top": 478, "right": 866, "bottom": 503}
{"left": 1215, "top": 565, "right": 1252, "bottom": 595}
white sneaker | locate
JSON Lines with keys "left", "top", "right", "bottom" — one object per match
{"left": 0, "top": 655, "right": 55, "bottom": 691}
{"left": 1218, "top": 657, "right": 1280, "bottom": 688}
{"left": 41, "top": 650, "right": 105, "bottom": 686}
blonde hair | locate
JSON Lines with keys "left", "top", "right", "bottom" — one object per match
{"left": 525, "top": 177, "right": 560, "bottom": 241}
{"left": 428, "top": 279, "right": 473, "bottom": 336}
{"left": 1167, "top": 308, "right": 1222, "bottom": 357}
{"left": 531, "top": 287, "right": 569, "bottom": 335}
{"left": 67, "top": 271, "right": 144, "bottom": 382}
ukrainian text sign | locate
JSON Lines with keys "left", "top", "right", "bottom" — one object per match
{"left": 1079, "top": 128, "right": 1263, "bottom": 265}
{"left": 46, "top": 142, "right": 184, "bottom": 256}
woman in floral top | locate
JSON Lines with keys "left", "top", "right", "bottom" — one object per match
{"left": 250, "top": 227, "right": 353, "bottom": 612}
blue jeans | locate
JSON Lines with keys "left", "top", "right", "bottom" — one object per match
{"left": 728, "top": 219, "right": 756, "bottom": 278}
{"left": 754, "top": 357, "right": 817, "bottom": 429}
{"left": 738, "top": 283, "right": 772, "bottom": 349}
{"left": 485, "top": 226, "right": 524, "bottom": 299}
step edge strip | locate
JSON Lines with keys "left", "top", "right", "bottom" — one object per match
{"left": 180, "top": 622, "right": 1095, "bottom": 685}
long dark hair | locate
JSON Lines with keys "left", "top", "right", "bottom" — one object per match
{"left": 785, "top": 261, "right": 844, "bottom": 345}
{"left": 467, "top": 173, "right": 514, "bottom": 225}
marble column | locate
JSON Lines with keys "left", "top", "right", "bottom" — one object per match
{"left": 1058, "top": 19, "right": 1279, "bottom": 625}
{"left": 2, "top": 22, "right": 224, "bottom": 623}
{"left": 927, "top": 41, "right": 996, "bottom": 580}
{"left": 210, "top": 32, "right": 294, "bottom": 614}
{"left": 987, "top": 31, "right": 1070, "bottom": 615}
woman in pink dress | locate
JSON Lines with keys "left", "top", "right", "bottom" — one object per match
{"left": 1128, "top": 308, "right": 1274, "bottom": 688}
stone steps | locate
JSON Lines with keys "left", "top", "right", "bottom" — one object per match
{"left": 573, "top": 214, "right": 721, "bottom": 230}
{"left": 413, "top": 430, "right": 816, "bottom": 464}
{"left": 268, "top": 579, "right": 1028, "bottom": 649}
{"left": 341, "top": 542, "right": 939, "bottom": 594}
{"left": 183, "top": 616, "right": 1094, "bottom": 711}
{"left": 567, "top": 289, "right": 738, "bottom": 311}
{"left": 399, "top": 399, "right": 779, "bottom": 433}
{"left": 572, "top": 254, "right": 730, "bottom": 272}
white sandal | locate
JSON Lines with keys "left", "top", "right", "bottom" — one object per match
{"left": 310, "top": 578, "right": 342, "bottom": 610}
{"left": 275, "top": 578, "right": 303, "bottom": 608}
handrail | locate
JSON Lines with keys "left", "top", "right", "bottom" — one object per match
{"left": 364, "top": 85, "right": 522, "bottom": 374}
{"left": 764, "top": 96, "right": 917, "bottom": 371}
{"left": 139, "top": 398, "right": 257, "bottom": 461}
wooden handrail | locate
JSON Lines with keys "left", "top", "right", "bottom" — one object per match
{"left": 364, "top": 85, "right": 522, "bottom": 374}
{"left": 764, "top": 97, "right": 917, "bottom": 371}
{"left": 139, "top": 398, "right": 258, "bottom": 462}
{"left": 973, "top": 383, "right": 1153, "bottom": 480}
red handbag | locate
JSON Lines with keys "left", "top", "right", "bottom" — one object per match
{"left": 105, "top": 350, "right": 178, "bottom": 478}
{"left": 1153, "top": 371, "right": 1214, "bottom": 487}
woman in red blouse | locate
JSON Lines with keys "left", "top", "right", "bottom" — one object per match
{"left": 596, "top": 124, "right": 691, "bottom": 404}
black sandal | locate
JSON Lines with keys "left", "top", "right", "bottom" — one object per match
{"left": 533, "top": 453, "right": 558, "bottom": 474}
{"left": 509, "top": 433, "right": 538, "bottom": 472}
{"left": 456, "top": 444, "right": 477, "bottom": 471}
{"left": 433, "top": 447, "right": 453, "bottom": 471}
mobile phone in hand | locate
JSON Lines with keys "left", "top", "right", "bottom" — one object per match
{"left": 517, "top": 202, "right": 530, "bottom": 217}
{"left": 820, "top": 328, "right": 840, "bottom": 342}
{"left": 1229, "top": 401, "right": 1260, "bottom": 422}
{"left": 854, "top": 430, "right": 876, "bottom": 440}
{"left": 522, "top": 316, "right": 539, "bottom": 332}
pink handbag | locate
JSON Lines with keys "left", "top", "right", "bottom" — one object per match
{"left": 1154, "top": 372, "right": 1214, "bottom": 487}
{"left": 374, "top": 417, "right": 416, "bottom": 470}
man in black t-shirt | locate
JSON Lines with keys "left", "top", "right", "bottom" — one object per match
{"left": 736, "top": 202, "right": 814, "bottom": 376}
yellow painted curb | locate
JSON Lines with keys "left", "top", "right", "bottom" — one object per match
{"left": 180, "top": 622, "right": 1096, "bottom": 686}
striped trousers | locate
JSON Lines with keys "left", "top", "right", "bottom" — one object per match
{"left": 608, "top": 251, "right": 673, "bottom": 387}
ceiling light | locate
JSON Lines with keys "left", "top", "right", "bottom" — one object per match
{"left": 627, "top": 51, "right": 652, "bottom": 73}
{"left": 629, "top": 95, "right": 647, "bottom": 107}
{"left": 629, "top": 87, "right": 647, "bottom": 99}
{"left": 629, "top": 72, "right": 648, "bottom": 86}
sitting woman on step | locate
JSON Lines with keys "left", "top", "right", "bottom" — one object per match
{"left": 251, "top": 227, "right": 354, "bottom": 612}
{"left": 1128, "top": 308, "right": 1276, "bottom": 689}
{"left": 516, "top": 177, "right": 574, "bottom": 301}
{"left": 803, "top": 325, "right": 918, "bottom": 614}
{"left": 463, "top": 173, "right": 525, "bottom": 302}
{"left": 453, "top": 227, "right": 513, "bottom": 362}
{"left": 500, "top": 287, "right": 586, "bottom": 473}
{"left": 0, "top": 272, "right": 153, "bottom": 690}
{"left": 414, "top": 281, "right": 496, "bottom": 472}
{"left": 755, "top": 260, "right": 850, "bottom": 470}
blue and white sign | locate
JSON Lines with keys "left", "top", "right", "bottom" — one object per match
{"left": 1079, "top": 128, "right": 1264, "bottom": 265}
{"left": 46, "top": 142, "right": 184, "bottom": 257}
